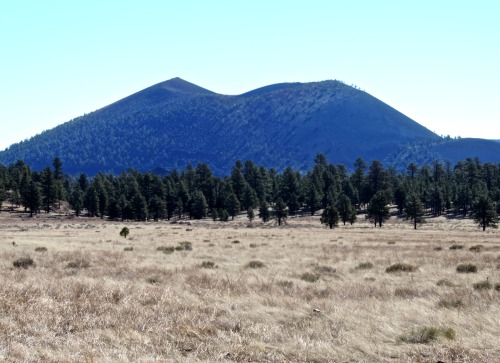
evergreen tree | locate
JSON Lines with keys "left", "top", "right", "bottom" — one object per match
{"left": 25, "top": 179, "right": 41, "bottom": 217}
{"left": 40, "top": 167, "right": 56, "bottom": 213}
{"left": 320, "top": 205, "right": 339, "bottom": 229}
{"left": 190, "top": 190, "right": 208, "bottom": 220}
{"left": 472, "top": 195, "right": 498, "bottom": 231}
{"left": 132, "top": 193, "right": 148, "bottom": 221}
{"left": 247, "top": 207, "right": 255, "bottom": 222}
{"left": 0, "top": 178, "right": 5, "bottom": 211}
{"left": 274, "top": 198, "right": 288, "bottom": 226}
{"left": 70, "top": 186, "right": 84, "bottom": 217}
{"left": 337, "top": 194, "right": 356, "bottom": 225}
{"left": 149, "top": 195, "right": 167, "bottom": 221}
{"left": 226, "top": 191, "right": 241, "bottom": 220}
{"left": 367, "top": 191, "right": 390, "bottom": 227}
{"left": 404, "top": 192, "right": 424, "bottom": 229}
{"left": 259, "top": 201, "right": 271, "bottom": 222}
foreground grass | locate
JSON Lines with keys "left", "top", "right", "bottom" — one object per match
{"left": 0, "top": 214, "right": 498, "bottom": 362}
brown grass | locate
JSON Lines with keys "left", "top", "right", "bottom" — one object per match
{"left": 0, "top": 214, "right": 498, "bottom": 362}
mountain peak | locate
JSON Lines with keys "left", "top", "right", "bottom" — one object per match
{"left": 155, "top": 77, "right": 215, "bottom": 95}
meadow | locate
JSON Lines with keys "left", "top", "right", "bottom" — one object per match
{"left": 0, "top": 213, "right": 498, "bottom": 362}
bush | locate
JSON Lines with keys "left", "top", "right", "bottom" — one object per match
{"left": 433, "top": 246, "right": 443, "bottom": 251}
{"left": 13, "top": 257, "right": 35, "bottom": 269}
{"left": 300, "top": 272, "right": 320, "bottom": 283}
{"left": 119, "top": 227, "right": 130, "bottom": 239}
{"left": 179, "top": 241, "right": 192, "bottom": 251}
{"left": 469, "top": 245, "right": 483, "bottom": 252}
{"left": 456, "top": 264, "right": 477, "bottom": 273}
{"left": 66, "top": 259, "right": 90, "bottom": 269}
{"left": 394, "top": 287, "right": 419, "bottom": 299}
{"left": 201, "top": 261, "right": 216, "bottom": 269}
{"left": 386, "top": 263, "right": 416, "bottom": 273}
{"left": 495, "top": 283, "right": 500, "bottom": 292}
{"left": 35, "top": 246, "right": 47, "bottom": 252}
{"left": 246, "top": 260, "right": 265, "bottom": 269}
{"left": 449, "top": 244, "right": 463, "bottom": 250}
{"left": 438, "top": 298, "right": 464, "bottom": 309}
{"left": 399, "top": 326, "right": 455, "bottom": 344}
{"left": 157, "top": 246, "right": 175, "bottom": 254}
{"left": 436, "top": 279, "right": 454, "bottom": 287}
{"left": 356, "top": 262, "right": 374, "bottom": 270}
{"left": 473, "top": 280, "right": 492, "bottom": 290}
{"left": 124, "top": 247, "right": 133, "bottom": 251}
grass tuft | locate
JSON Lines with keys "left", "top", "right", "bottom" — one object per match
{"left": 200, "top": 261, "right": 216, "bottom": 269}
{"left": 246, "top": 260, "right": 265, "bottom": 269}
{"left": 355, "top": 261, "right": 374, "bottom": 270}
{"left": 438, "top": 298, "right": 464, "bottom": 309}
{"left": 300, "top": 272, "right": 320, "bottom": 283}
{"left": 13, "top": 256, "right": 35, "bottom": 269}
{"left": 449, "top": 244, "right": 464, "bottom": 250}
{"left": 386, "top": 263, "right": 416, "bottom": 273}
{"left": 473, "top": 280, "right": 492, "bottom": 290}
{"left": 66, "top": 259, "right": 90, "bottom": 269}
{"left": 456, "top": 263, "right": 477, "bottom": 273}
{"left": 399, "top": 326, "right": 455, "bottom": 344}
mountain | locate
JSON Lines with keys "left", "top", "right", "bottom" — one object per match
{"left": 0, "top": 78, "right": 496, "bottom": 175}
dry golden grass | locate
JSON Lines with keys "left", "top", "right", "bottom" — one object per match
{"left": 0, "top": 213, "right": 499, "bottom": 362}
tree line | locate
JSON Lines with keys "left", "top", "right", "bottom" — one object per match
{"left": 0, "top": 155, "right": 498, "bottom": 230}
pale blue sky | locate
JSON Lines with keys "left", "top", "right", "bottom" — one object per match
{"left": 1, "top": 1, "right": 499, "bottom": 151}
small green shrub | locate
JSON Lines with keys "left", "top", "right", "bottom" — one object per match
{"left": 386, "top": 263, "right": 417, "bottom": 273}
{"left": 456, "top": 264, "right": 477, "bottom": 273}
{"left": 35, "top": 246, "right": 47, "bottom": 252}
{"left": 66, "top": 259, "right": 90, "bottom": 269}
{"left": 249, "top": 243, "right": 257, "bottom": 248}
{"left": 300, "top": 272, "right": 320, "bottom": 283}
{"left": 364, "top": 277, "right": 376, "bottom": 282}
{"left": 433, "top": 246, "right": 443, "bottom": 251}
{"left": 449, "top": 244, "right": 463, "bottom": 250}
{"left": 356, "top": 262, "right": 374, "bottom": 270}
{"left": 179, "top": 241, "right": 192, "bottom": 251}
{"left": 246, "top": 260, "right": 265, "bottom": 269}
{"left": 13, "top": 257, "right": 35, "bottom": 269}
{"left": 473, "top": 280, "right": 492, "bottom": 290}
{"left": 201, "top": 261, "right": 216, "bottom": 269}
{"left": 394, "top": 287, "right": 419, "bottom": 299}
{"left": 278, "top": 280, "right": 294, "bottom": 288}
{"left": 232, "top": 240, "right": 240, "bottom": 244}
{"left": 469, "top": 245, "right": 483, "bottom": 252}
{"left": 146, "top": 277, "right": 159, "bottom": 284}
{"left": 436, "top": 279, "right": 455, "bottom": 287}
{"left": 495, "top": 283, "right": 500, "bottom": 292}
{"left": 399, "top": 326, "right": 455, "bottom": 344}
{"left": 438, "top": 298, "right": 464, "bottom": 309}
{"left": 387, "top": 241, "right": 396, "bottom": 245}
{"left": 119, "top": 227, "right": 130, "bottom": 239}
{"left": 124, "top": 247, "right": 133, "bottom": 251}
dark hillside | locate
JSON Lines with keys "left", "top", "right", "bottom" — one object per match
{"left": 1, "top": 77, "right": 484, "bottom": 175}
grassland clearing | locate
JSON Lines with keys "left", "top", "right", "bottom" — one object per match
{"left": 0, "top": 213, "right": 498, "bottom": 362}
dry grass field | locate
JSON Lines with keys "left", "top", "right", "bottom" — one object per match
{"left": 0, "top": 212, "right": 499, "bottom": 362}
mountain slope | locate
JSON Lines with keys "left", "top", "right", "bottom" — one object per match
{"left": 0, "top": 78, "right": 479, "bottom": 174}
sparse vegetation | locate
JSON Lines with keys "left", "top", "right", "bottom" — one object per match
{"left": 399, "top": 326, "right": 455, "bottom": 344}
{"left": 34, "top": 246, "right": 47, "bottom": 252}
{"left": 473, "top": 280, "right": 492, "bottom": 290}
{"left": 200, "top": 261, "right": 216, "bottom": 269}
{"left": 355, "top": 261, "right": 374, "bottom": 270}
{"left": 66, "top": 259, "right": 90, "bottom": 269}
{"left": 13, "top": 256, "right": 35, "bottom": 268}
{"left": 246, "top": 260, "right": 265, "bottom": 269}
{"left": 124, "top": 247, "right": 133, "bottom": 251}
{"left": 438, "top": 298, "right": 464, "bottom": 309}
{"left": 449, "top": 244, "right": 464, "bottom": 250}
{"left": 456, "top": 263, "right": 478, "bottom": 273}
{"left": 300, "top": 272, "right": 320, "bottom": 282}
{"left": 386, "top": 263, "right": 417, "bottom": 273}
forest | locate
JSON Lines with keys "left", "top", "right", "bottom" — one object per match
{"left": 0, "top": 155, "right": 498, "bottom": 231}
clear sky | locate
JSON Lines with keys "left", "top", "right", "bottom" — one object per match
{"left": 1, "top": 1, "right": 499, "bottom": 151}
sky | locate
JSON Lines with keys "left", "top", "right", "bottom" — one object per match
{"left": 1, "top": 1, "right": 499, "bottom": 151}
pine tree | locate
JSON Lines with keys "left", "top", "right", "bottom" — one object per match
{"left": 367, "top": 191, "right": 390, "bottom": 227}
{"left": 247, "top": 207, "right": 255, "bottom": 222}
{"left": 337, "top": 194, "right": 355, "bottom": 225}
{"left": 472, "top": 195, "right": 498, "bottom": 231}
{"left": 274, "top": 198, "right": 288, "bottom": 226}
{"left": 404, "top": 192, "right": 424, "bottom": 229}
{"left": 259, "top": 201, "right": 271, "bottom": 222}
{"left": 190, "top": 190, "right": 208, "bottom": 220}
{"left": 70, "top": 187, "right": 84, "bottom": 217}
{"left": 320, "top": 205, "right": 339, "bottom": 229}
